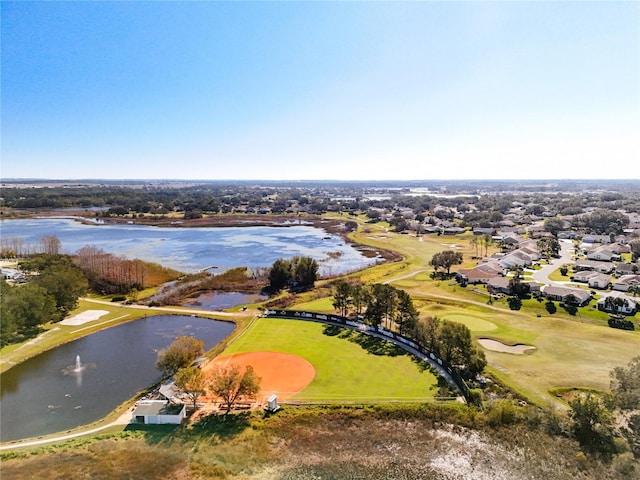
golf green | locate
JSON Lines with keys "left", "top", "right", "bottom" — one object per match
{"left": 444, "top": 313, "right": 498, "bottom": 332}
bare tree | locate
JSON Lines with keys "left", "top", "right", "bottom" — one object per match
{"left": 40, "top": 235, "right": 62, "bottom": 255}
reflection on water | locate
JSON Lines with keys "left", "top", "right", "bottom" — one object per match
{"left": 0, "top": 218, "right": 376, "bottom": 275}
{"left": 182, "top": 291, "right": 267, "bottom": 310}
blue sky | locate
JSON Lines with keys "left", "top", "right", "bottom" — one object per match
{"left": 2, "top": 1, "right": 639, "bottom": 181}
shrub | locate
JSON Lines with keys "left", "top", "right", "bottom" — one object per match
{"left": 545, "top": 300, "right": 557, "bottom": 314}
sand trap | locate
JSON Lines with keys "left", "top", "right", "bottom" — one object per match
{"left": 202, "top": 351, "right": 316, "bottom": 401}
{"left": 478, "top": 338, "right": 536, "bottom": 355}
{"left": 61, "top": 310, "right": 109, "bottom": 326}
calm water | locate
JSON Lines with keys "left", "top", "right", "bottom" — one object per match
{"left": 0, "top": 218, "right": 375, "bottom": 275}
{"left": 183, "top": 291, "right": 267, "bottom": 310}
{"left": 0, "top": 315, "right": 235, "bottom": 442}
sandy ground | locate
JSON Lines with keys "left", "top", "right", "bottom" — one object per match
{"left": 60, "top": 310, "right": 110, "bottom": 326}
{"left": 201, "top": 351, "right": 316, "bottom": 402}
{"left": 478, "top": 338, "right": 536, "bottom": 354}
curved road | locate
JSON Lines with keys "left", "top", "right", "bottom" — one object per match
{"left": 531, "top": 240, "right": 574, "bottom": 286}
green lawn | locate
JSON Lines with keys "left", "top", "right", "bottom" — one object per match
{"left": 223, "top": 317, "right": 440, "bottom": 402}
{"left": 432, "top": 302, "right": 640, "bottom": 407}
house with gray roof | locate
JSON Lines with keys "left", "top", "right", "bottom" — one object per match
{"left": 615, "top": 263, "right": 639, "bottom": 276}
{"left": 574, "top": 259, "right": 614, "bottom": 274}
{"left": 572, "top": 271, "right": 610, "bottom": 289}
{"left": 582, "top": 234, "right": 612, "bottom": 244}
{"left": 612, "top": 275, "right": 640, "bottom": 292}
{"left": 597, "top": 292, "right": 637, "bottom": 315}
{"left": 487, "top": 277, "right": 512, "bottom": 295}
{"left": 542, "top": 286, "right": 591, "bottom": 306}
{"left": 585, "top": 246, "right": 620, "bottom": 262}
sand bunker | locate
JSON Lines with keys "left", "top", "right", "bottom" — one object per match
{"left": 478, "top": 338, "right": 536, "bottom": 355}
{"left": 201, "top": 351, "right": 315, "bottom": 401}
{"left": 61, "top": 310, "right": 109, "bottom": 326}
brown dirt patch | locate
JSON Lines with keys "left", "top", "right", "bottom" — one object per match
{"left": 201, "top": 351, "right": 315, "bottom": 402}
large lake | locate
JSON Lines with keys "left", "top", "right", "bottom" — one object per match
{"left": 0, "top": 315, "right": 235, "bottom": 442}
{"left": 0, "top": 218, "right": 375, "bottom": 275}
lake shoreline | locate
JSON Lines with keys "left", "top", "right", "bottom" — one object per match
{"left": 2, "top": 210, "right": 403, "bottom": 264}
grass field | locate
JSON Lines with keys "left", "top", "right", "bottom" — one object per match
{"left": 320, "top": 218, "right": 640, "bottom": 408}
{"left": 222, "top": 317, "right": 440, "bottom": 402}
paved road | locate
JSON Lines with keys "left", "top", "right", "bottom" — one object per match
{"left": 531, "top": 240, "right": 573, "bottom": 287}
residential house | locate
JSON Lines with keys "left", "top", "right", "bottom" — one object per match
{"left": 475, "top": 261, "right": 508, "bottom": 275}
{"left": 585, "top": 246, "right": 620, "bottom": 262}
{"left": 612, "top": 275, "right": 640, "bottom": 292}
{"left": 498, "top": 250, "right": 534, "bottom": 269}
{"left": 473, "top": 227, "right": 494, "bottom": 236}
{"left": 558, "top": 231, "right": 579, "bottom": 240}
{"left": 582, "top": 234, "right": 611, "bottom": 244}
{"left": 495, "top": 234, "right": 521, "bottom": 248}
{"left": 597, "top": 293, "right": 637, "bottom": 315}
{"left": 518, "top": 246, "right": 541, "bottom": 261}
{"left": 456, "top": 268, "right": 500, "bottom": 285}
{"left": 541, "top": 286, "right": 591, "bottom": 306}
{"left": 573, "top": 260, "right": 615, "bottom": 274}
{"left": 615, "top": 263, "right": 639, "bottom": 277}
{"left": 443, "top": 226, "right": 466, "bottom": 235}
{"left": 608, "top": 243, "right": 631, "bottom": 255}
{"left": 572, "top": 271, "right": 611, "bottom": 289}
{"left": 487, "top": 277, "right": 512, "bottom": 295}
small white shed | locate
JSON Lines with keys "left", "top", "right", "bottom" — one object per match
{"left": 132, "top": 400, "right": 186, "bottom": 425}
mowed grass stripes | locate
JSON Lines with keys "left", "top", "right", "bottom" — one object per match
{"left": 223, "top": 317, "right": 439, "bottom": 402}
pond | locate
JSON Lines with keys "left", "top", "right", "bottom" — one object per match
{"left": 0, "top": 315, "right": 235, "bottom": 442}
{"left": 0, "top": 218, "right": 376, "bottom": 275}
{"left": 182, "top": 291, "right": 267, "bottom": 310}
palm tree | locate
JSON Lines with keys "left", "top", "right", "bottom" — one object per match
{"left": 470, "top": 236, "right": 479, "bottom": 258}
{"left": 482, "top": 234, "right": 493, "bottom": 257}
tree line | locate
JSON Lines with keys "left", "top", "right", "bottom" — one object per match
{"left": 332, "top": 281, "right": 486, "bottom": 382}
{"left": 0, "top": 254, "right": 88, "bottom": 345}
{"left": 0, "top": 244, "right": 180, "bottom": 345}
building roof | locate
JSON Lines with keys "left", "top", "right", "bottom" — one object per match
{"left": 133, "top": 401, "right": 183, "bottom": 416}
{"left": 542, "top": 285, "right": 591, "bottom": 302}
{"left": 457, "top": 268, "right": 500, "bottom": 281}
{"left": 614, "top": 275, "right": 640, "bottom": 286}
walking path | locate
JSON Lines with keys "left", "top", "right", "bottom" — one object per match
{"left": 80, "top": 297, "right": 235, "bottom": 317}
{"left": 0, "top": 409, "right": 133, "bottom": 451}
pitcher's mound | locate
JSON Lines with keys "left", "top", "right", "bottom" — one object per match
{"left": 203, "top": 351, "right": 315, "bottom": 401}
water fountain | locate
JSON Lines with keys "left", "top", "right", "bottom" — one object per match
{"left": 74, "top": 355, "right": 82, "bottom": 372}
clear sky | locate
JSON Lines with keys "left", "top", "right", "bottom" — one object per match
{"left": 1, "top": 1, "right": 639, "bottom": 181}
